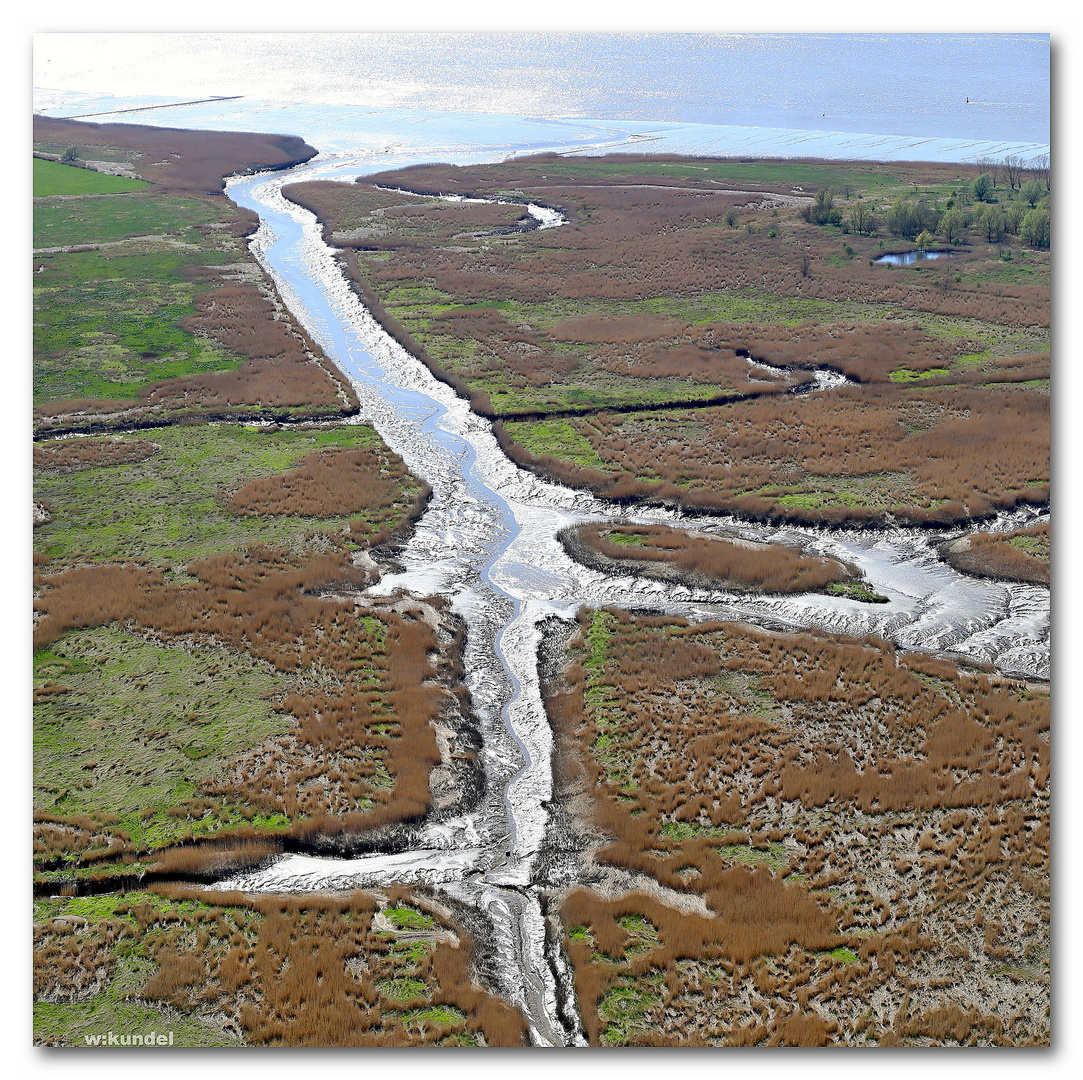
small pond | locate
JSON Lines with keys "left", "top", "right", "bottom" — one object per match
{"left": 874, "top": 249, "right": 955, "bottom": 266}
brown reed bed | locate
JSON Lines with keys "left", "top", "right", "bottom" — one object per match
{"left": 34, "top": 887, "right": 527, "bottom": 1046}
{"left": 546, "top": 607, "right": 1049, "bottom": 1045}
{"left": 500, "top": 382, "right": 1049, "bottom": 527}
{"left": 938, "top": 521, "right": 1049, "bottom": 586}
{"left": 34, "top": 116, "right": 317, "bottom": 196}
{"left": 33, "top": 438, "right": 161, "bottom": 472}
{"left": 559, "top": 522, "right": 856, "bottom": 593}
{"left": 356, "top": 158, "right": 1048, "bottom": 328}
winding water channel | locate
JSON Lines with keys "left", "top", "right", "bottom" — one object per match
{"left": 217, "top": 150, "right": 1049, "bottom": 1046}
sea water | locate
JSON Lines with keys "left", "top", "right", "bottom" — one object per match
{"left": 33, "top": 32, "right": 1049, "bottom": 164}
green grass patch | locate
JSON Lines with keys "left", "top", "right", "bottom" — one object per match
{"left": 383, "top": 905, "right": 436, "bottom": 931}
{"left": 34, "top": 158, "right": 149, "bottom": 197}
{"left": 502, "top": 417, "right": 608, "bottom": 470}
{"left": 598, "top": 972, "right": 665, "bottom": 1046}
{"left": 388, "top": 940, "right": 432, "bottom": 966}
{"left": 825, "top": 582, "right": 890, "bottom": 604}
{"left": 489, "top": 377, "right": 730, "bottom": 416}
{"left": 585, "top": 610, "right": 617, "bottom": 678}
{"left": 889, "top": 367, "right": 949, "bottom": 383}
{"left": 35, "top": 423, "right": 402, "bottom": 569}
{"left": 1008, "top": 534, "right": 1049, "bottom": 558}
{"left": 35, "top": 981, "right": 240, "bottom": 1047}
{"left": 766, "top": 472, "right": 929, "bottom": 512}
{"left": 954, "top": 351, "right": 991, "bottom": 369}
{"left": 828, "top": 947, "right": 861, "bottom": 964}
{"left": 35, "top": 192, "right": 218, "bottom": 248}
{"left": 656, "top": 828, "right": 791, "bottom": 871}
{"left": 377, "top": 977, "right": 428, "bottom": 1002}
{"left": 34, "top": 244, "right": 245, "bottom": 405}
{"left": 402, "top": 1005, "right": 467, "bottom": 1026}
{"left": 34, "top": 625, "right": 292, "bottom": 852}
{"left": 606, "top": 530, "right": 649, "bottom": 546}
{"left": 617, "top": 915, "right": 660, "bottom": 958}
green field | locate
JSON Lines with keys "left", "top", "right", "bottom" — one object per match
{"left": 34, "top": 192, "right": 217, "bottom": 248}
{"left": 502, "top": 417, "right": 609, "bottom": 469}
{"left": 35, "top": 423, "right": 414, "bottom": 569}
{"left": 34, "top": 157, "right": 148, "bottom": 197}
{"left": 33, "top": 181, "right": 251, "bottom": 406}
{"left": 33, "top": 245, "right": 247, "bottom": 404}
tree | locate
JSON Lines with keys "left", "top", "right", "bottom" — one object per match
{"left": 1005, "top": 200, "right": 1027, "bottom": 235}
{"left": 724, "top": 207, "right": 739, "bottom": 227}
{"left": 1021, "top": 179, "right": 1044, "bottom": 207}
{"left": 60, "top": 146, "right": 80, "bottom": 162}
{"left": 801, "top": 188, "right": 842, "bottom": 226}
{"left": 915, "top": 230, "right": 934, "bottom": 251}
{"left": 843, "top": 200, "right": 877, "bottom": 236}
{"left": 971, "top": 173, "right": 994, "bottom": 202}
{"left": 976, "top": 157, "right": 999, "bottom": 187}
{"left": 886, "top": 198, "right": 940, "bottom": 240}
{"left": 1002, "top": 154, "right": 1024, "bottom": 190}
{"left": 1020, "top": 205, "right": 1050, "bottom": 249}
{"left": 973, "top": 202, "right": 1006, "bottom": 243}
{"left": 938, "top": 206, "right": 969, "bottom": 244}
{"left": 1031, "top": 153, "right": 1050, "bottom": 191}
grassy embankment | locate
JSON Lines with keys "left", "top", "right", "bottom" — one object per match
{"left": 34, "top": 117, "right": 357, "bottom": 430}
{"left": 285, "top": 154, "right": 1048, "bottom": 528}
{"left": 546, "top": 608, "right": 1048, "bottom": 1046}
{"left": 34, "top": 888, "right": 526, "bottom": 1046}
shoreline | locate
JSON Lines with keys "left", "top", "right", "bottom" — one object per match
{"left": 33, "top": 89, "right": 1050, "bottom": 166}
